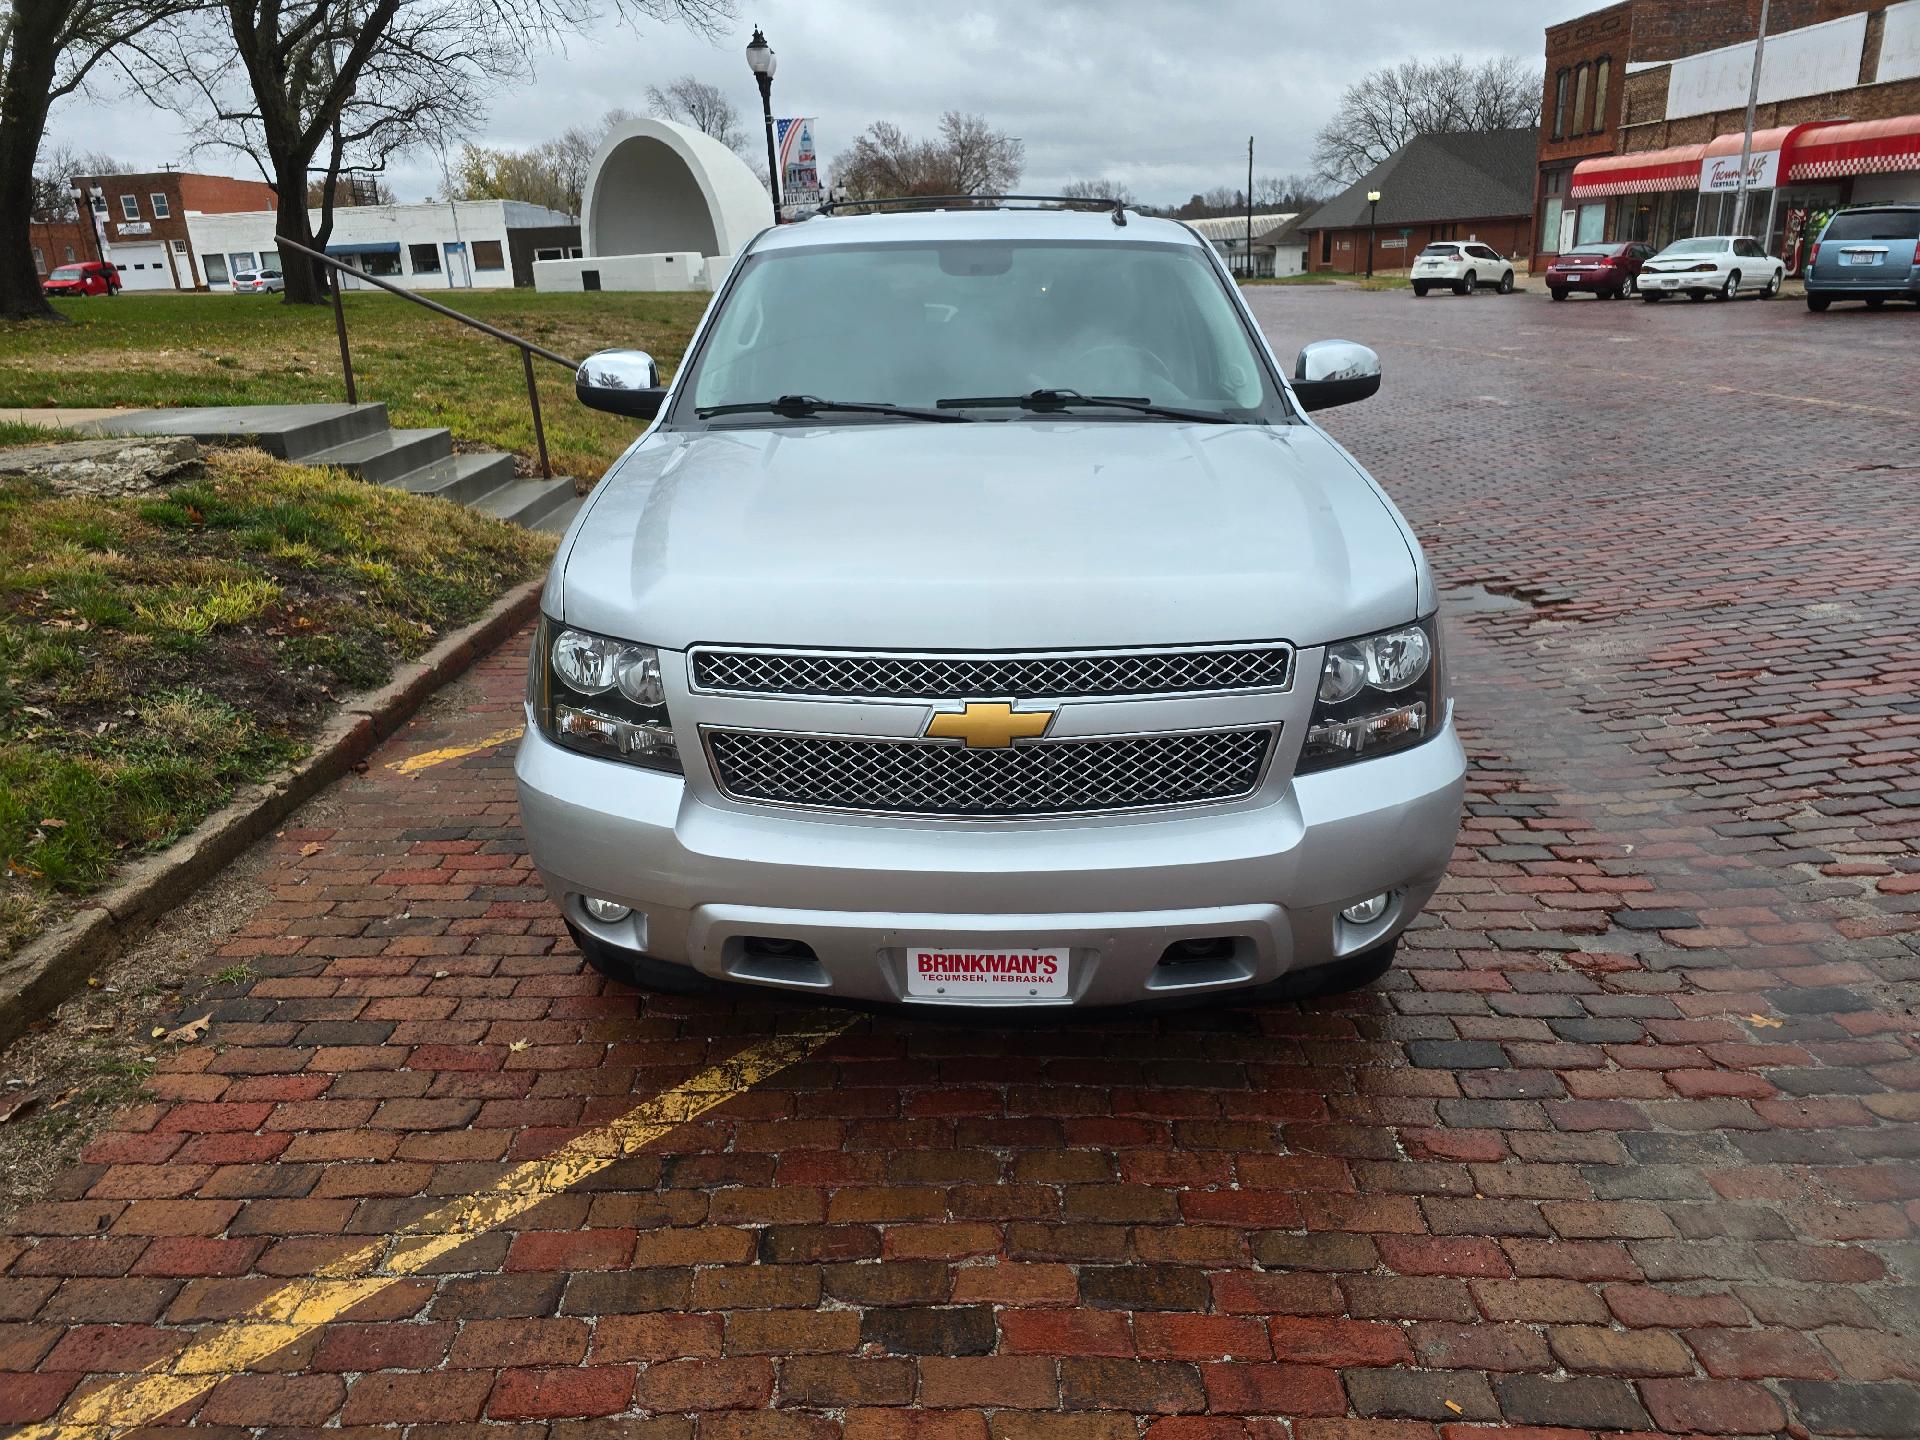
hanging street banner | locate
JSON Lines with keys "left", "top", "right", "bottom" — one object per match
{"left": 777, "top": 117, "right": 821, "bottom": 218}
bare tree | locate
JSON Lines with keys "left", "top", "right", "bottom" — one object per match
{"left": 443, "top": 109, "right": 632, "bottom": 217}
{"left": 159, "top": 3, "right": 725, "bottom": 305}
{"left": 1254, "top": 172, "right": 1325, "bottom": 211}
{"left": 31, "top": 140, "right": 131, "bottom": 218}
{"left": 1057, "top": 177, "right": 1133, "bottom": 206}
{"left": 1, "top": 0, "right": 199, "bottom": 319}
{"left": 645, "top": 74, "right": 745, "bottom": 153}
{"left": 831, "top": 111, "right": 1021, "bottom": 200}
{"left": 1311, "top": 54, "right": 1541, "bottom": 185}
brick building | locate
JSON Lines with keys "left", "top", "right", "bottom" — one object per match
{"left": 69, "top": 169, "right": 278, "bottom": 291}
{"left": 27, "top": 220, "right": 96, "bottom": 279}
{"left": 1299, "top": 130, "right": 1538, "bottom": 275}
{"left": 1535, "top": 0, "right": 1920, "bottom": 270}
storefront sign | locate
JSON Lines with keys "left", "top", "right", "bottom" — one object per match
{"left": 1700, "top": 149, "right": 1780, "bottom": 192}
{"left": 776, "top": 117, "right": 820, "bottom": 218}
{"left": 116, "top": 221, "right": 152, "bottom": 236}
{"left": 1380, "top": 236, "right": 1406, "bottom": 249}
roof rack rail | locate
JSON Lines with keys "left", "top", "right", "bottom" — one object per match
{"left": 815, "top": 194, "right": 1128, "bottom": 225}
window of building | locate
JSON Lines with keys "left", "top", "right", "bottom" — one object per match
{"left": 171, "top": 238, "right": 188, "bottom": 254}
{"left": 408, "top": 243, "right": 441, "bottom": 273}
{"left": 471, "top": 239, "right": 505, "bottom": 270}
{"left": 119, "top": 194, "right": 140, "bottom": 221}
{"left": 64, "top": 245, "right": 77, "bottom": 262}
{"left": 90, "top": 194, "right": 106, "bottom": 215}
{"left": 534, "top": 247, "right": 564, "bottom": 262}
{"left": 204, "top": 254, "right": 228, "bottom": 285}
{"left": 1591, "top": 58, "right": 1611, "bottom": 133}
{"left": 1573, "top": 64, "right": 1591, "bottom": 138}
{"left": 1552, "top": 69, "right": 1570, "bottom": 140}
{"left": 361, "top": 250, "right": 403, "bottom": 277}
{"left": 32, "top": 247, "right": 44, "bottom": 269}
{"left": 228, "top": 252, "right": 258, "bottom": 275}
{"left": 150, "top": 192, "right": 171, "bottom": 218}
{"left": 1540, "top": 167, "right": 1569, "bottom": 252}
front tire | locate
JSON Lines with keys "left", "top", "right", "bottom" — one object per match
{"left": 1498, "top": 271, "right": 1514, "bottom": 294}
{"left": 1455, "top": 271, "right": 1476, "bottom": 296}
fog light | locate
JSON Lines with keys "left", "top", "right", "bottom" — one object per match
{"left": 1341, "top": 893, "right": 1390, "bottom": 925}
{"left": 582, "top": 896, "right": 632, "bottom": 923}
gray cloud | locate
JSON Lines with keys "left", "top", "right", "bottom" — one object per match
{"left": 45, "top": 1, "right": 1595, "bottom": 206}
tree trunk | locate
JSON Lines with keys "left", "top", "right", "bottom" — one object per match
{"left": 270, "top": 151, "right": 328, "bottom": 305}
{"left": 0, "top": 1, "right": 66, "bottom": 321}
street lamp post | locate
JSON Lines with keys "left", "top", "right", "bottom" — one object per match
{"left": 746, "top": 26, "right": 782, "bottom": 225}
{"left": 1365, "top": 190, "right": 1381, "bottom": 278}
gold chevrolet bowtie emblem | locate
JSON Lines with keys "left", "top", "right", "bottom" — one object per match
{"left": 925, "top": 702, "right": 1055, "bottom": 749}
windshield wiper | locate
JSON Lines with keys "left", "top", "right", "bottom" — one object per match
{"left": 936, "top": 388, "right": 1234, "bottom": 423}
{"left": 697, "top": 394, "right": 969, "bottom": 422}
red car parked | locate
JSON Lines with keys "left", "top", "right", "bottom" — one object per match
{"left": 1545, "top": 242, "right": 1654, "bottom": 301}
{"left": 42, "top": 260, "right": 120, "bottom": 297}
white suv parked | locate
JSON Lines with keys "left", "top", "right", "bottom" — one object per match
{"left": 517, "top": 200, "right": 1465, "bottom": 1008}
{"left": 1411, "top": 242, "right": 1516, "bottom": 297}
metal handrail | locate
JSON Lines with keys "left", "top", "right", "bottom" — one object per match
{"left": 272, "top": 235, "right": 579, "bottom": 480}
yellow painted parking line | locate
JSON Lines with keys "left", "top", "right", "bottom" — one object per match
{"left": 387, "top": 725, "right": 526, "bottom": 776}
{"left": 18, "top": 1017, "right": 854, "bottom": 1440}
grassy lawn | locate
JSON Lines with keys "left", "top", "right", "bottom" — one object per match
{"left": 0, "top": 290, "right": 712, "bottom": 482}
{"left": 0, "top": 448, "right": 552, "bottom": 962}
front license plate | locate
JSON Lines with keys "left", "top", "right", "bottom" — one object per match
{"left": 907, "top": 946, "right": 1070, "bottom": 999}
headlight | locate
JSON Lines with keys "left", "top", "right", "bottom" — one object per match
{"left": 1298, "top": 616, "right": 1443, "bottom": 774}
{"left": 532, "top": 616, "right": 682, "bottom": 773}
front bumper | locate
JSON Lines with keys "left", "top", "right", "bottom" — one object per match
{"left": 515, "top": 713, "right": 1466, "bottom": 1008}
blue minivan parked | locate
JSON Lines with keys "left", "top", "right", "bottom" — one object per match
{"left": 1804, "top": 205, "right": 1920, "bottom": 311}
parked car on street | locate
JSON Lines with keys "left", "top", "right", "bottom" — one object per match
{"left": 518, "top": 199, "right": 1465, "bottom": 1009}
{"left": 1639, "top": 236, "right": 1785, "bottom": 302}
{"left": 1544, "top": 241, "right": 1655, "bottom": 300}
{"left": 230, "top": 268, "right": 285, "bottom": 293}
{"left": 41, "top": 260, "right": 119, "bottom": 297}
{"left": 1803, "top": 205, "right": 1920, "bottom": 311}
{"left": 1411, "top": 241, "right": 1516, "bottom": 297}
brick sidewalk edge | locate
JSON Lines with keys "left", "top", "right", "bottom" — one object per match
{"left": 0, "top": 575, "right": 546, "bottom": 1051}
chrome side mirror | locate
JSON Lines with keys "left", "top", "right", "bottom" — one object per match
{"left": 1291, "top": 339, "right": 1381, "bottom": 413}
{"left": 576, "top": 349, "right": 668, "bottom": 420}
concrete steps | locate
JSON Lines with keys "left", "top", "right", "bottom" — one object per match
{"left": 83, "top": 404, "right": 577, "bottom": 532}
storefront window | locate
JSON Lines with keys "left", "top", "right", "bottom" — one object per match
{"left": 1577, "top": 202, "right": 1607, "bottom": 245}
{"left": 362, "top": 250, "right": 403, "bottom": 277}
{"left": 408, "top": 243, "right": 441, "bottom": 273}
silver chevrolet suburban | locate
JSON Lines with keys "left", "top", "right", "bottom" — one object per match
{"left": 515, "top": 199, "right": 1464, "bottom": 1007}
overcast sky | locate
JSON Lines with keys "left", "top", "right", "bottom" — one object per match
{"left": 49, "top": 1, "right": 1599, "bottom": 207}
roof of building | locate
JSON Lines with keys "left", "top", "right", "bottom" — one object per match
{"left": 1299, "top": 128, "right": 1540, "bottom": 230}
{"left": 1183, "top": 212, "right": 1295, "bottom": 242}
{"left": 1256, "top": 214, "right": 1312, "bottom": 247}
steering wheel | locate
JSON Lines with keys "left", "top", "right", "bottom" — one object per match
{"left": 1065, "top": 342, "right": 1177, "bottom": 390}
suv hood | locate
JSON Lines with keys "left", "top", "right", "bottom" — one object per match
{"left": 558, "top": 422, "right": 1417, "bottom": 651}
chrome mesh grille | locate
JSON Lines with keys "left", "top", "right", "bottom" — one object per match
{"left": 690, "top": 645, "right": 1291, "bottom": 699}
{"left": 705, "top": 728, "right": 1274, "bottom": 816}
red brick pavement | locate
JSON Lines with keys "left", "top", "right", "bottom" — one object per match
{"left": 2, "top": 289, "right": 1916, "bottom": 1439}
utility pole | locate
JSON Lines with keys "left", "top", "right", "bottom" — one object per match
{"left": 1245, "top": 136, "right": 1254, "bottom": 279}
{"left": 1732, "top": 0, "right": 1770, "bottom": 237}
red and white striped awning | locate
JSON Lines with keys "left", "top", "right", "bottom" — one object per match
{"left": 1569, "top": 144, "right": 1707, "bottom": 199}
{"left": 1786, "top": 114, "right": 1920, "bottom": 182}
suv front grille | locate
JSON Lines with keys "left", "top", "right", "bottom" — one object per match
{"left": 689, "top": 645, "right": 1292, "bottom": 700}
{"left": 704, "top": 727, "right": 1275, "bottom": 817}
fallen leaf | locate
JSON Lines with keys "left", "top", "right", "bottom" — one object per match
{"left": 151, "top": 1027, "right": 167, "bottom": 1039}
{"left": 86, "top": 977, "right": 102, "bottom": 988}
{"left": 0, "top": 1090, "right": 40, "bottom": 1124}
{"left": 165, "top": 1014, "right": 213, "bottom": 1044}
{"left": 508, "top": 1039, "right": 530, "bottom": 1053}
{"left": 38, "top": 817, "right": 67, "bottom": 829}
{"left": 299, "top": 841, "right": 324, "bottom": 856}
{"left": 432, "top": 969, "right": 450, "bottom": 980}
{"left": 1747, "top": 1013, "right": 1783, "bottom": 1029}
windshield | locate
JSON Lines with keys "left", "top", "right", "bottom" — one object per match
{"left": 1822, "top": 209, "right": 1920, "bottom": 241}
{"left": 49, "top": 266, "right": 85, "bottom": 279}
{"left": 1659, "top": 238, "right": 1728, "bottom": 256}
{"left": 678, "top": 239, "right": 1285, "bottom": 424}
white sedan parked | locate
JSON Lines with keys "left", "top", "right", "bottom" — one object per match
{"left": 1638, "top": 236, "right": 1785, "bottom": 302}
{"left": 1411, "top": 241, "right": 1516, "bottom": 297}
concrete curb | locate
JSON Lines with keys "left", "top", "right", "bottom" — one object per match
{"left": 0, "top": 577, "right": 544, "bottom": 1052}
